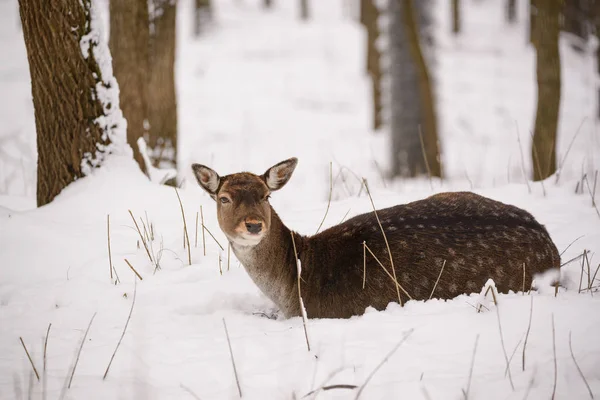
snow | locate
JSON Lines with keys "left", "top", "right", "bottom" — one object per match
{"left": 1, "top": 0, "right": 600, "bottom": 399}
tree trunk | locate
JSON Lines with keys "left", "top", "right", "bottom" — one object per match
{"left": 507, "top": 0, "right": 517, "bottom": 23}
{"left": 148, "top": 0, "right": 178, "bottom": 171}
{"left": 363, "top": 0, "right": 383, "bottom": 130}
{"left": 264, "top": 0, "right": 273, "bottom": 9}
{"left": 451, "top": 0, "right": 460, "bottom": 34}
{"left": 400, "top": 0, "right": 441, "bottom": 178}
{"left": 18, "top": 0, "right": 122, "bottom": 206}
{"left": 529, "top": 0, "right": 537, "bottom": 43}
{"left": 194, "top": 0, "right": 212, "bottom": 36}
{"left": 300, "top": 0, "right": 310, "bottom": 20}
{"left": 532, "top": 0, "right": 561, "bottom": 181}
{"left": 110, "top": 0, "right": 149, "bottom": 175}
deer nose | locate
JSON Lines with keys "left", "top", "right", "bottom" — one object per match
{"left": 245, "top": 221, "right": 262, "bottom": 234}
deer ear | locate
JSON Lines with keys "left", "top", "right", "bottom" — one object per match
{"left": 262, "top": 158, "right": 298, "bottom": 191}
{"left": 192, "top": 164, "right": 220, "bottom": 197}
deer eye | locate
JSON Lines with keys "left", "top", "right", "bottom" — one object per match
{"left": 219, "top": 197, "right": 230, "bottom": 204}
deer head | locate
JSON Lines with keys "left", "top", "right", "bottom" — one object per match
{"left": 192, "top": 158, "right": 298, "bottom": 247}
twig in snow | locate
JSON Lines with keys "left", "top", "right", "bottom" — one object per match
{"left": 569, "top": 331, "right": 594, "bottom": 399}
{"left": 560, "top": 235, "right": 585, "bottom": 257}
{"left": 522, "top": 295, "right": 534, "bottom": 371}
{"left": 551, "top": 314, "right": 557, "bottom": 400}
{"left": 200, "top": 206, "right": 206, "bottom": 255}
{"left": 174, "top": 188, "right": 192, "bottom": 265}
{"left": 354, "top": 328, "right": 414, "bottom": 400}
{"left": 222, "top": 318, "right": 242, "bottom": 398}
{"left": 104, "top": 279, "right": 137, "bottom": 380}
{"left": 556, "top": 117, "right": 587, "bottom": 184}
{"left": 68, "top": 312, "right": 97, "bottom": 388}
{"left": 124, "top": 259, "right": 143, "bottom": 281}
{"left": 463, "top": 334, "right": 479, "bottom": 400}
{"left": 491, "top": 285, "right": 514, "bottom": 390}
{"left": 128, "top": 210, "right": 155, "bottom": 267}
{"left": 418, "top": 125, "right": 433, "bottom": 190}
{"left": 43, "top": 323, "right": 51, "bottom": 399}
{"left": 107, "top": 215, "right": 113, "bottom": 281}
{"left": 19, "top": 337, "right": 39, "bottom": 381}
{"left": 291, "top": 232, "right": 311, "bottom": 352}
{"left": 315, "top": 162, "right": 333, "bottom": 234}
{"left": 429, "top": 260, "right": 446, "bottom": 300}
{"left": 562, "top": 251, "right": 585, "bottom": 268}
{"left": 363, "top": 179, "right": 404, "bottom": 305}
{"left": 579, "top": 250, "right": 588, "bottom": 293}
{"left": 514, "top": 121, "right": 532, "bottom": 194}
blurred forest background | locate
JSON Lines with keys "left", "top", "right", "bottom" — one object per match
{"left": 1, "top": 0, "right": 599, "bottom": 207}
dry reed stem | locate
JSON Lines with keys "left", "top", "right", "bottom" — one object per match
{"left": 200, "top": 206, "right": 206, "bottom": 255}
{"left": 291, "top": 232, "right": 311, "bottom": 352}
{"left": 68, "top": 312, "right": 97, "bottom": 388}
{"left": 43, "top": 323, "right": 51, "bottom": 400}
{"left": 354, "top": 328, "right": 414, "bottom": 400}
{"left": 522, "top": 295, "right": 534, "bottom": 371}
{"left": 568, "top": 331, "right": 594, "bottom": 399}
{"left": 364, "top": 243, "right": 413, "bottom": 299}
{"left": 579, "top": 249, "right": 587, "bottom": 293}
{"left": 585, "top": 251, "right": 592, "bottom": 291}
{"left": 203, "top": 224, "right": 224, "bottom": 251}
{"left": 195, "top": 212, "right": 199, "bottom": 248}
{"left": 429, "top": 260, "right": 446, "bottom": 300}
{"left": 128, "top": 210, "right": 154, "bottom": 266}
{"left": 222, "top": 318, "right": 242, "bottom": 398}
{"left": 418, "top": 125, "right": 434, "bottom": 190}
{"left": 556, "top": 117, "right": 587, "bottom": 184}
{"left": 107, "top": 215, "right": 113, "bottom": 281}
{"left": 551, "top": 314, "right": 557, "bottom": 400}
{"left": 463, "top": 334, "right": 479, "bottom": 400}
{"left": 124, "top": 259, "right": 143, "bottom": 281}
{"left": 19, "top": 337, "right": 39, "bottom": 381}
{"left": 563, "top": 252, "right": 585, "bottom": 268}
{"left": 514, "top": 122, "right": 532, "bottom": 194}
{"left": 363, "top": 179, "right": 403, "bottom": 305}
{"left": 315, "top": 162, "right": 333, "bottom": 234}
{"left": 362, "top": 241, "right": 366, "bottom": 289}
{"left": 103, "top": 279, "right": 137, "bottom": 380}
{"left": 174, "top": 188, "right": 192, "bottom": 265}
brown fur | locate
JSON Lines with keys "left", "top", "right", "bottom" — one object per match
{"left": 192, "top": 160, "right": 560, "bottom": 319}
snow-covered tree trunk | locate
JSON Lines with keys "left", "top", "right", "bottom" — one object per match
{"left": 147, "top": 0, "right": 178, "bottom": 173}
{"left": 110, "top": 0, "right": 150, "bottom": 175}
{"left": 18, "top": 0, "right": 127, "bottom": 206}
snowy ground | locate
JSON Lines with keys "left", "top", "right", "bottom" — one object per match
{"left": 1, "top": 0, "right": 600, "bottom": 399}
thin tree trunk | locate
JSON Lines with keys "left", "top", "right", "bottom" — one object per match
{"left": 194, "top": 0, "right": 212, "bottom": 36}
{"left": 110, "top": 0, "right": 149, "bottom": 175}
{"left": 452, "top": 0, "right": 460, "bottom": 34}
{"left": 532, "top": 0, "right": 561, "bottom": 181}
{"left": 529, "top": 0, "right": 537, "bottom": 43}
{"left": 18, "top": 0, "right": 121, "bottom": 206}
{"left": 300, "top": 0, "right": 309, "bottom": 20}
{"left": 148, "top": 1, "right": 178, "bottom": 171}
{"left": 363, "top": 0, "right": 383, "bottom": 130}
{"left": 401, "top": 0, "right": 441, "bottom": 177}
{"left": 507, "top": 0, "right": 517, "bottom": 23}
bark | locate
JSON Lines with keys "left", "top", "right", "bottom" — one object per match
{"left": 18, "top": 0, "right": 112, "bottom": 206}
{"left": 148, "top": 0, "right": 178, "bottom": 170}
{"left": 529, "top": 0, "right": 537, "bottom": 43}
{"left": 363, "top": 0, "right": 383, "bottom": 130}
{"left": 452, "top": 0, "right": 460, "bottom": 34}
{"left": 507, "top": 0, "right": 517, "bottom": 23}
{"left": 110, "top": 0, "right": 150, "bottom": 174}
{"left": 400, "top": 0, "right": 441, "bottom": 177}
{"left": 532, "top": 0, "right": 561, "bottom": 181}
{"left": 300, "top": 0, "right": 309, "bottom": 20}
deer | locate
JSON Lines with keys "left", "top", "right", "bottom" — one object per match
{"left": 192, "top": 158, "right": 560, "bottom": 319}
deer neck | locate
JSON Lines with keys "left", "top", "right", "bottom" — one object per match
{"left": 229, "top": 207, "right": 301, "bottom": 317}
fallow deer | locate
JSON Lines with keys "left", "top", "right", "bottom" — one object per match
{"left": 192, "top": 158, "right": 560, "bottom": 319}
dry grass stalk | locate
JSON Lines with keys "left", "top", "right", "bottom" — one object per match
{"left": 505, "top": 336, "right": 524, "bottom": 377}
{"left": 522, "top": 295, "right": 534, "bottom": 371}
{"left": 200, "top": 205, "right": 206, "bottom": 255}
{"left": 363, "top": 179, "right": 404, "bottom": 305}
{"left": 562, "top": 252, "right": 585, "bottom": 268}
{"left": 43, "top": 323, "right": 51, "bottom": 400}
{"left": 203, "top": 224, "right": 224, "bottom": 251}
{"left": 174, "top": 188, "right": 192, "bottom": 265}
{"left": 551, "top": 314, "right": 557, "bottom": 400}
{"left": 218, "top": 254, "right": 223, "bottom": 276}
{"left": 463, "top": 334, "right": 479, "bottom": 400}
{"left": 303, "top": 384, "right": 357, "bottom": 398}
{"left": 291, "top": 232, "right": 311, "bottom": 352}
{"left": 522, "top": 263, "right": 526, "bottom": 295}
{"left": 585, "top": 251, "right": 592, "bottom": 291}
{"left": 579, "top": 250, "right": 587, "bottom": 293}
{"left": 556, "top": 117, "right": 587, "bottom": 184}
{"left": 362, "top": 241, "right": 367, "bottom": 289}
{"left": 104, "top": 279, "right": 137, "bottom": 380}
{"left": 514, "top": 122, "right": 532, "bottom": 194}
{"left": 583, "top": 174, "right": 600, "bottom": 218}
{"left": 68, "top": 312, "right": 97, "bottom": 388}
{"left": 489, "top": 285, "right": 514, "bottom": 391}
{"left": 568, "top": 331, "right": 594, "bottom": 399}
{"left": 227, "top": 243, "right": 231, "bottom": 271}
{"left": 364, "top": 243, "right": 413, "bottom": 300}
{"left": 107, "top": 215, "right": 113, "bottom": 281}
{"left": 222, "top": 318, "right": 242, "bottom": 398}
{"left": 560, "top": 235, "right": 584, "bottom": 257}
{"left": 354, "top": 328, "right": 414, "bottom": 400}
{"left": 592, "top": 170, "right": 598, "bottom": 207}
{"left": 128, "top": 210, "right": 155, "bottom": 266}
{"left": 315, "top": 162, "right": 333, "bottom": 234}
{"left": 19, "top": 337, "right": 39, "bottom": 381}
{"left": 418, "top": 125, "right": 434, "bottom": 190}
{"left": 429, "top": 259, "right": 447, "bottom": 300}
{"left": 340, "top": 208, "right": 352, "bottom": 224}
{"left": 195, "top": 212, "right": 199, "bottom": 248}
{"left": 124, "top": 259, "right": 143, "bottom": 281}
